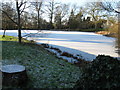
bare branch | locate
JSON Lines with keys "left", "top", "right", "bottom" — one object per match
{"left": 2, "top": 10, "right": 18, "bottom": 25}
{"left": 18, "top": 1, "right": 27, "bottom": 9}
{"left": 114, "top": 10, "right": 120, "bottom": 14}
{"left": 20, "top": 2, "right": 30, "bottom": 15}
{"left": 98, "top": 2, "right": 120, "bottom": 14}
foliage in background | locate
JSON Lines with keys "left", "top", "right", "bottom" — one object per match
{"left": 109, "top": 23, "right": 118, "bottom": 34}
{"left": 2, "top": 2, "right": 17, "bottom": 30}
{"left": 2, "top": 1, "right": 110, "bottom": 32}
{"left": 74, "top": 55, "right": 120, "bottom": 89}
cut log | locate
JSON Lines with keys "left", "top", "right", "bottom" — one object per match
{"left": 0, "top": 64, "right": 28, "bottom": 86}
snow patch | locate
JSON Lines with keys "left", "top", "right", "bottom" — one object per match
{"left": 1, "top": 64, "right": 25, "bottom": 73}
{"left": 0, "top": 30, "right": 119, "bottom": 61}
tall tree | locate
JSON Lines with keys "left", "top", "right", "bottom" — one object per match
{"left": 68, "top": 9, "right": 77, "bottom": 29}
{"left": 67, "top": 4, "right": 80, "bottom": 29}
{"left": 2, "top": 0, "right": 28, "bottom": 43}
{"left": 21, "top": 12, "right": 30, "bottom": 29}
{"left": 75, "top": 7, "right": 85, "bottom": 29}
{"left": 16, "top": 0, "right": 28, "bottom": 43}
{"left": 2, "top": 2, "right": 17, "bottom": 37}
{"left": 54, "top": 4, "right": 69, "bottom": 29}
{"left": 31, "top": 0, "right": 43, "bottom": 30}
{"left": 85, "top": 2, "right": 105, "bottom": 29}
{"left": 46, "top": 0, "right": 58, "bottom": 29}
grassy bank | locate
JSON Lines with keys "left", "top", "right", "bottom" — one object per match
{"left": 1, "top": 35, "right": 81, "bottom": 88}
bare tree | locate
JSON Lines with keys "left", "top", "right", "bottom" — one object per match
{"left": 16, "top": 0, "right": 28, "bottom": 43}
{"left": 45, "top": 0, "right": 58, "bottom": 29}
{"left": 31, "top": 0, "right": 43, "bottom": 30}
{"left": 71, "top": 4, "right": 79, "bottom": 15}
{"left": 85, "top": 2, "right": 106, "bottom": 29}
{"left": 2, "top": 30, "right": 6, "bottom": 37}
{"left": 54, "top": 4, "right": 69, "bottom": 29}
{"left": 1, "top": 0, "right": 28, "bottom": 43}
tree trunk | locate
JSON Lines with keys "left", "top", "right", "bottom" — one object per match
{"left": 50, "top": 14, "right": 53, "bottom": 29}
{"left": 95, "top": 21, "right": 97, "bottom": 30}
{"left": 2, "top": 30, "right": 6, "bottom": 37}
{"left": 38, "top": 10, "right": 40, "bottom": 30}
{"left": 16, "top": 1, "right": 22, "bottom": 43}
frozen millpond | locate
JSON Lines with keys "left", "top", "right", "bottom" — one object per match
{"left": 0, "top": 30, "right": 119, "bottom": 61}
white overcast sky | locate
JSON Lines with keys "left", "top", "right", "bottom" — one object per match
{"left": 2, "top": 0, "right": 120, "bottom": 7}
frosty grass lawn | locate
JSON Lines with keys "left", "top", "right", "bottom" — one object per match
{"left": 1, "top": 35, "right": 81, "bottom": 88}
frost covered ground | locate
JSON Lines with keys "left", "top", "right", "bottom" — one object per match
{"left": 0, "top": 30, "right": 119, "bottom": 62}
{"left": 1, "top": 37, "right": 81, "bottom": 88}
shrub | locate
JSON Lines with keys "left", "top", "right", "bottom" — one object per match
{"left": 74, "top": 55, "right": 120, "bottom": 89}
{"left": 60, "top": 52, "right": 73, "bottom": 57}
{"left": 41, "top": 44, "right": 49, "bottom": 48}
{"left": 50, "top": 47, "right": 62, "bottom": 53}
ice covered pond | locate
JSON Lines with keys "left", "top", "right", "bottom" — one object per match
{"left": 0, "top": 30, "right": 119, "bottom": 62}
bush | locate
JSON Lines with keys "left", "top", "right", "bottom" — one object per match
{"left": 74, "top": 55, "right": 120, "bottom": 89}
{"left": 60, "top": 52, "right": 73, "bottom": 57}
{"left": 108, "top": 23, "right": 118, "bottom": 34}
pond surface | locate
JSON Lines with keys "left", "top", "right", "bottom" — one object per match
{"left": 0, "top": 30, "right": 119, "bottom": 61}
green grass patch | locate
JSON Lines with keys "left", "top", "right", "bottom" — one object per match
{"left": 1, "top": 35, "right": 81, "bottom": 88}
{"left": 0, "top": 35, "right": 30, "bottom": 42}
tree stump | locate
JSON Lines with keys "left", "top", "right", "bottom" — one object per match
{"left": 1, "top": 64, "right": 28, "bottom": 87}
